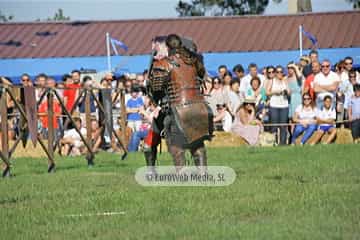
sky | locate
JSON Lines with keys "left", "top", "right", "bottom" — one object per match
{"left": 0, "top": 0, "right": 355, "bottom": 22}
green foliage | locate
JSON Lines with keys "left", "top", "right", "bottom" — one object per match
{"left": 176, "top": 0, "right": 271, "bottom": 16}
{"left": 0, "top": 10, "right": 14, "bottom": 22}
{"left": 48, "top": 8, "right": 70, "bottom": 21}
{"left": 1, "top": 144, "right": 360, "bottom": 239}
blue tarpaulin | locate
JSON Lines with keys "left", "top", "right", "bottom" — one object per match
{"left": 1, "top": 47, "right": 360, "bottom": 84}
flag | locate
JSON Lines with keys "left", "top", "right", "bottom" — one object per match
{"left": 302, "top": 27, "right": 318, "bottom": 46}
{"left": 110, "top": 37, "right": 128, "bottom": 55}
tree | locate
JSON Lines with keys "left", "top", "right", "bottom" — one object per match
{"left": 176, "top": 0, "right": 270, "bottom": 17}
{"left": 47, "top": 8, "right": 70, "bottom": 21}
{"left": 0, "top": 10, "right": 14, "bottom": 22}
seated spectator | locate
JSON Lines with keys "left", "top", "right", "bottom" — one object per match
{"left": 60, "top": 117, "right": 86, "bottom": 156}
{"left": 213, "top": 103, "right": 233, "bottom": 132}
{"left": 126, "top": 85, "right": 144, "bottom": 132}
{"left": 128, "top": 97, "right": 160, "bottom": 152}
{"left": 266, "top": 66, "right": 290, "bottom": 145}
{"left": 207, "top": 77, "right": 229, "bottom": 114}
{"left": 348, "top": 84, "right": 360, "bottom": 143}
{"left": 90, "top": 118, "right": 102, "bottom": 153}
{"left": 231, "top": 97, "right": 263, "bottom": 145}
{"left": 311, "top": 96, "right": 337, "bottom": 144}
{"left": 314, "top": 59, "right": 340, "bottom": 108}
{"left": 290, "top": 93, "right": 317, "bottom": 145}
{"left": 222, "top": 72, "right": 232, "bottom": 94}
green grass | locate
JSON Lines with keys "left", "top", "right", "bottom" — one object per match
{"left": 1, "top": 144, "right": 360, "bottom": 240}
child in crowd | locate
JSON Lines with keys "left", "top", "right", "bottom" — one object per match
{"left": 311, "top": 96, "right": 337, "bottom": 144}
{"left": 126, "top": 86, "right": 144, "bottom": 132}
{"left": 348, "top": 84, "right": 360, "bottom": 143}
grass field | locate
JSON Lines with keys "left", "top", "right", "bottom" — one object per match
{"left": 1, "top": 144, "right": 360, "bottom": 240}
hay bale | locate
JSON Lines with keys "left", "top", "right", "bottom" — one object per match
{"left": 206, "top": 131, "right": 248, "bottom": 147}
{"left": 10, "top": 140, "right": 47, "bottom": 158}
{"left": 335, "top": 128, "right": 353, "bottom": 144}
{"left": 295, "top": 128, "right": 353, "bottom": 145}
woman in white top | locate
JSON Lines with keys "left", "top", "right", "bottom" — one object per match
{"left": 290, "top": 93, "right": 318, "bottom": 145}
{"left": 266, "top": 65, "right": 291, "bottom": 145}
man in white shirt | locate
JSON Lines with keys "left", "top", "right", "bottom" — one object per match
{"left": 313, "top": 59, "right": 340, "bottom": 108}
{"left": 239, "top": 63, "right": 265, "bottom": 96}
{"left": 311, "top": 95, "right": 337, "bottom": 144}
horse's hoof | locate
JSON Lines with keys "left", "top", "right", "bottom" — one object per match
{"left": 2, "top": 166, "right": 11, "bottom": 178}
{"left": 47, "top": 164, "right": 56, "bottom": 173}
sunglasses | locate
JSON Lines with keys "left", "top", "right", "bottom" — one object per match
{"left": 303, "top": 98, "right": 311, "bottom": 100}
{"left": 22, "top": 79, "right": 30, "bottom": 82}
{"left": 321, "top": 65, "right": 330, "bottom": 68}
{"left": 345, "top": 62, "right": 353, "bottom": 65}
{"left": 276, "top": 70, "right": 283, "bottom": 73}
{"left": 267, "top": 71, "right": 274, "bottom": 74}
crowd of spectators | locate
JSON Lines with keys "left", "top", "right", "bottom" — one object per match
{"left": 0, "top": 50, "right": 360, "bottom": 155}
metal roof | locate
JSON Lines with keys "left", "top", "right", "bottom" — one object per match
{"left": 0, "top": 11, "right": 359, "bottom": 59}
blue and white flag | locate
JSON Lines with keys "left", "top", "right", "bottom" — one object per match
{"left": 302, "top": 27, "right": 318, "bottom": 46}
{"left": 110, "top": 37, "right": 128, "bottom": 55}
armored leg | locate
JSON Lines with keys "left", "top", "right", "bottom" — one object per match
{"left": 167, "top": 144, "right": 185, "bottom": 172}
{"left": 191, "top": 144, "right": 207, "bottom": 174}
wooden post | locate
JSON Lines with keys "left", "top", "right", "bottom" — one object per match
{"left": 85, "top": 89, "right": 94, "bottom": 166}
{"left": 47, "top": 89, "right": 55, "bottom": 172}
{"left": 1, "top": 87, "right": 10, "bottom": 176}
{"left": 120, "top": 88, "right": 127, "bottom": 144}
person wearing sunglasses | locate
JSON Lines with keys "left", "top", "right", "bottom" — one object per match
{"left": 291, "top": 93, "right": 317, "bottom": 145}
{"left": 266, "top": 65, "right": 291, "bottom": 145}
{"left": 340, "top": 56, "right": 359, "bottom": 83}
{"left": 207, "top": 77, "right": 229, "bottom": 115}
{"left": 313, "top": 59, "right": 340, "bottom": 108}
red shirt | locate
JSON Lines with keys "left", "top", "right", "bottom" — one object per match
{"left": 38, "top": 99, "right": 61, "bottom": 129}
{"left": 63, "top": 83, "right": 80, "bottom": 111}
{"left": 304, "top": 74, "right": 315, "bottom": 100}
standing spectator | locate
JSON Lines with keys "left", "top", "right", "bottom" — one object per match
{"left": 21, "top": 73, "right": 33, "bottom": 87}
{"left": 232, "top": 64, "right": 245, "bottom": 81}
{"left": 222, "top": 73, "right": 232, "bottom": 94}
{"left": 207, "top": 77, "right": 229, "bottom": 114}
{"left": 303, "top": 50, "right": 319, "bottom": 78}
{"left": 311, "top": 96, "right": 337, "bottom": 144}
{"left": 287, "top": 62, "right": 304, "bottom": 121}
{"left": 341, "top": 56, "right": 359, "bottom": 82}
{"left": 266, "top": 65, "right": 290, "bottom": 145}
{"left": 291, "top": 93, "right": 317, "bottom": 145}
{"left": 228, "top": 78, "right": 242, "bottom": 116}
{"left": 339, "top": 70, "right": 358, "bottom": 122}
{"left": 239, "top": 63, "right": 265, "bottom": 96}
{"left": 348, "top": 84, "right": 360, "bottom": 143}
{"left": 231, "top": 98, "right": 263, "bottom": 145}
{"left": 299, "top": 55, "right": 310, "bottom": 73}
{"left": 128, "top": 96, "right": 159, "bottom": 152}
{"left": 126, "top": 86, "right": 144, "bottom": 132}
{"left": 38, "top": 78, "right": 62, "bottom": 140}
{"left": 246, "top": 76, "right": 266, "bottom": 118}
{"left": 35, "top": 73, "right": 47, "bottom": 101}
{"left": 217, "top": 65, "right": 228, "bottom": 80}
{"left": 78, "top": 76, "right": 97, "bottom": 122}
{"left": 303, "top": 61, "right": 321, "bottom": 101}
{"left": 71, "top": 70, "right": 81, "bottom": 85}
{"left": 314, "top": 60, "right": 340, "bottom": 108}
{"left": 63, "top": 74, "right": 80, "bottom": 113}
